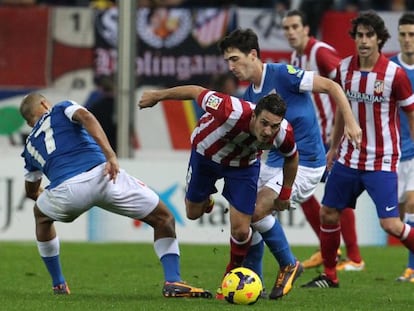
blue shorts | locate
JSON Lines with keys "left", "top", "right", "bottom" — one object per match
{"left": 322, "top": 162, "right": 399, "bottom": 219}
{"left": 185, "top": 149, "right": 260, "bottom": 215}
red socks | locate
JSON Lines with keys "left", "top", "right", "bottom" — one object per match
{"left": 302, "top": 197, "right": 362, "bottom": 264}
{"left": 399, "top": 223, "right": 414, "bottom": 252}
{"left": 340, "top": 208, "right": 362, "bottom": 263}
{"left": 301, "top": 195, "right": 321, "bottom": 236}
{"left": 225, "top": 233, "right": 252, "bottom": 274}
{"left": 320, "top": 223, "right": 341, "bottom": 282}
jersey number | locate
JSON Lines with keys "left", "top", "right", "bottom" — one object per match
{"left": 35, "top": 116, "right": 56, "bottom": 154}
{"left": 27, "top": 116, "right": 56, "bottom": 167}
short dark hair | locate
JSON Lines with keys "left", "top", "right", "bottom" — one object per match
{"left": 349, "top": 11, "right": 390, "bottom": 51}
{"left": 284, "top": 9, "right": 309, "bottom": 27}
{"left": 399, "top": 12, "right": 414, "bottom": 26}
{"left": 218, "top": 28, "right": 261, "bottom": 58}
{"left": 254, "top": 93, "right": 286, "bottom": 118}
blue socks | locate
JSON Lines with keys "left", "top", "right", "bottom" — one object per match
{"left": 246, "top": 215, "right": 296, "bottom": 276}
{"left": 154, "top": 238, "right": 181, "bottom": 283}
{"left": 243, "top": 237, "right": 264, "bottom": 281}
{"left": 261, "top": 222, "right": 296, "bottom": 267}
{"left": 160, "top": 253, "right": 181, "bottom": 283}
{"left": 41, "top": 255, "right": 65, "bottom": 287}
{"left": 37, "top": 237, "right": 65, "bottom": 287}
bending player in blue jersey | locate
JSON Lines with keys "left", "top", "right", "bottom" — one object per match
{"left": 218, "top": 28, "right": 361, "bottom": 299}
{"left": 20, "top": 93, "right": 212, "bottom": 298}
{"left": 390, "top": 12, "right": 414, "bottom": 283}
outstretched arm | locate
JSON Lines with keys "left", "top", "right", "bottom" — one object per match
{"left": 138, "top": 85, "right": 207, "bottom": 109}
{"left": 312, "top": 75, "right": 361, "bottom": 150}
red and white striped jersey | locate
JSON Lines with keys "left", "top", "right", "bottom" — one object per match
{"left": 192, "top": 90, "right": 297, "bottom": 167}
{"left": 291, "top": 37, "right": 340, "bottom": 145}
{"left": 336, "top": 54, "right": 414, "bottom": 172}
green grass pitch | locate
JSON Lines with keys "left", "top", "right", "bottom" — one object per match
{"left": 0, "top": 242, "right": 412, "bottom": 310}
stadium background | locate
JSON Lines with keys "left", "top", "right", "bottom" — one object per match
{"left": 0, "top": 5, "right": 402, "bottom": 246}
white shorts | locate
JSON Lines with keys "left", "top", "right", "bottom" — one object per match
{"left": 398, "top": 158, "right": 414, "bottom": 203}
{"left": 258, "top": 163, "right": 325, "bottom": 204}
{"left": 37, "top": 163, "right": 159, "bottom": 222}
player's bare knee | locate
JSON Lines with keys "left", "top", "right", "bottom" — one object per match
{"left": 380, "top": 218, "right": 403, "bottom": 236}
{"left": 143, "top": 202, "right": 175, "bottom": 230}
{"left": 231, "top": 225, "right": 251, "bottom": 243}
{"left": 159, "top": 205, "right": 175, "bottom": 225}
{"left": 161, "top": 214, "right": 175, "bottom": 234}
{"left": 252, "top": 204, "right": 267, "bottom": 222}
{"left": 185, "top": 202, "right": 203, "bottom": 220}
{"left": 405, "top": 200, "right": 414, "bottom": 214}
{"left": 33, "top": 205, "right": 42, "bottom": 218}
{"left": 33, "top": 205, "right": 52, "bottom": 224}
{"left": 186, "top": 209, "right": 201, "bottom": 220}
{"left": 320, "top": 206, "right": 340, "bottom": 224}
{"left": 150, "top": 211, "right": 175, "bottom": 236}
{"left": 159, "top": 209, "right": 174, "bottom": 224}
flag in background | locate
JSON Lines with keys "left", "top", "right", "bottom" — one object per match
{"left": 192, "top": 8, "right": 232, "bottom": 47}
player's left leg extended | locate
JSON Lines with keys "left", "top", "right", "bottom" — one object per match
{"left": 34, "top": 205, "right": 70, "bottom": 295}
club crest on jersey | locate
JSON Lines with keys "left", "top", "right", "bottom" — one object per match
{"left": 206, "top": 94, "right": 222, "bottom": 110}
{"left": 374, "top": 80, "right": 384, "bottom": 94}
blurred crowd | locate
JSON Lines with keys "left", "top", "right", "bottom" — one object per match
{"left": 2, "top": 0, "right": 410, "bottom": 47}
{"left": 0, "top": 0, "right": 412, "bottom": 11}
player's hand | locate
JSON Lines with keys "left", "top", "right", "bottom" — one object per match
{"left": 273, "top": 198, "right": 291, "bottom": 212}
{"left": 344, "top": 123, "right": 362, "bottom": 150}
{"left": 326, "top": 148, "right": 337, "bottom": 171}
{"left": 138, "top": 90, "right": 160, "bottom": 109}
{"left": 104, "top": 156, "right": 120, "bottom": 183}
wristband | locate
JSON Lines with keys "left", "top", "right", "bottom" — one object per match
{"left": 279, "top": 186, "right": 292, "bottom": 201}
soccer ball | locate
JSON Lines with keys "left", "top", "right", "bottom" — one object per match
{"left": 221, "top": 267, "right": 263, "bottom": 305}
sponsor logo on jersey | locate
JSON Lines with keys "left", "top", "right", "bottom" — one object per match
{"left": 206, "top": 94, "right": 222, "bottom": 110}
{"left": 286, "top": 64, "right": 304, "bottom": 78}
{"left": 286, "top": 64, "right": 299, "bottom": 74}
{"left": 345, "top": 89, "right": 386, "bottom": 103}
